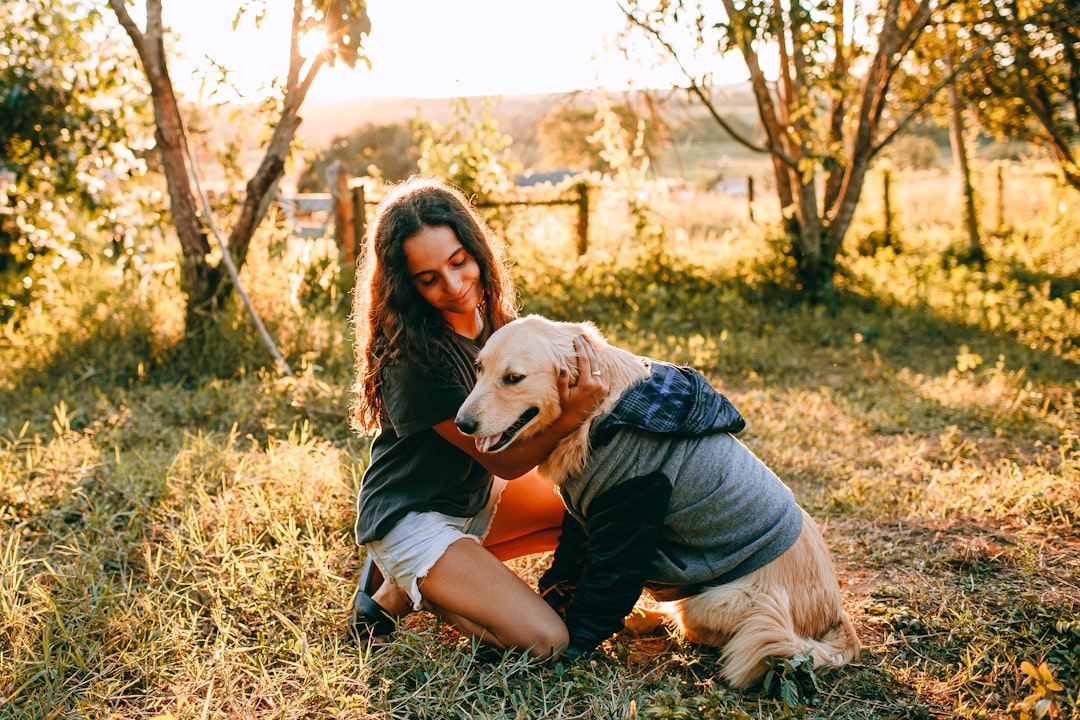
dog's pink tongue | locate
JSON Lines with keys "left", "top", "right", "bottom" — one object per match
{"left": 475, "top": 433, "right": 502, "bottom": 453}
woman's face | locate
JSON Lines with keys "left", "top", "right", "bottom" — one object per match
{"left": 403, "top": 224, "right": 483, "bottom": 331}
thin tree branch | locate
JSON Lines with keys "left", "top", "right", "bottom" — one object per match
{"left": 106, "top": 0, "right": 145, "bottom": 56}
{"left": 871, "top": 0, "right": 1070, "bottom": 155}
{"left": 617, "top": 0, "right": 797, "bottom": 166}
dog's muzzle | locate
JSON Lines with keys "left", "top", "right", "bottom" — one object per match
{"left": 455, "top": 407, "right": 540, "bottom": 453}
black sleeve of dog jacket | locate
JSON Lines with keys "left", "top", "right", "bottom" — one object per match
{"left": 538, "top": 510, "right": 588, "bottom": 617}
{"left": 559, "top": 472, "right": 672, "bottom": 660}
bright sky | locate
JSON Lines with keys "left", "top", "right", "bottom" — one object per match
{"left": 160, "top": 0, "right": 751, "bottom": 102}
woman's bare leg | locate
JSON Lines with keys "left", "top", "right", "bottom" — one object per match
{"left": 365, "top": 468, "right": 564, "bottom": 619}
{"left": 369, "top": 574, "right": 412, "bottom": 616}
{"left": 420, "top": 538, "right": 568, "bottom": 658}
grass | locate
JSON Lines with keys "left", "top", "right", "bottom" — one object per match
{"left": 1, "top": 170, "right": 1078, "bottom": 719}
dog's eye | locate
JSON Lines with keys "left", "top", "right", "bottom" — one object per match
{"left": 503, "top": 373, "right": 525, "bottom": 385}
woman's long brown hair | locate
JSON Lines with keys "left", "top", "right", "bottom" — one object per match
{"left": 349, "top": 175, "right": 517, "bottom": 433}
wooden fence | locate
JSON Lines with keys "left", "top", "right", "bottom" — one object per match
{"left": 277, "top": 163, "right": 592, "bottom": 266}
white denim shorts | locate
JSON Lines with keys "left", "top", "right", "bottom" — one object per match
{"left": 364, "top": 477, "right": 507, "bottom": 611}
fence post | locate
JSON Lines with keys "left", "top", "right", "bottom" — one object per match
{"left": 575, "top": 182, "right": 590, "bottom": 256}
{"left": 883, "top": 168, "right": 893, "bottom": 244}
{"left": 351, "top": 183, "right": 366, "bottom": 265}
{"left": 996, "top": 163, "right": 1005, "bottom": 235}
{"left": 328, "top": 161, "right": 355, "bottom": 266}
{"left": 747, "top": 176, "right": 755, "bottom": 222}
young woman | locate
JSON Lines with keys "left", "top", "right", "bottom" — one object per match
{"left": 349, "top": 175, "right": 606, "bottom": 658}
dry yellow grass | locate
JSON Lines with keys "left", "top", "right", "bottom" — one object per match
{"left": 2, "top": 168, "right": 1077, "bottom": 718}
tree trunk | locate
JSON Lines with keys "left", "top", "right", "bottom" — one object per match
{"left": 626, "top": 0, "right": 937, "bottom": 303}
{"left": 108, "top": 0, "right": 331, "bottom": 336}
{"left": 108, "top": 0, "right": 220, "bottom": 333}
{"left": 180, "top": 0, "right": 323, "bottom": 309}
{"left": 947, "top": 53, "right": 983, "bottom": 261}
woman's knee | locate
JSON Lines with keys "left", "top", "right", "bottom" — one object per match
{"left": 506, "top": 591, "right": 569, "bottom": 657}
{"left": 524, "top": 618, "right": 569, "bottom": 659}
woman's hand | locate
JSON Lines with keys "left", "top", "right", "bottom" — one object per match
{"left": 557, "top": 335, "right": 608, "bottom": 426}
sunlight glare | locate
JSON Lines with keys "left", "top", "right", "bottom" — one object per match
{"left": 298, "top": 28, "right": 330, "bottom": 62}
{"left": 164, "top": 0, "right": 761, "bottom": 102}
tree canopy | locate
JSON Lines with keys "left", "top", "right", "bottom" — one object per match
{"left": 1, "top": 0, "right": 152, "bottom": 287}
{"left": 538, "top": 101, "right": 664, "bottom": 173}
{"left": 0, "top": 2, "right": 150, "bottom": 193}
{"left": 967, "top": 0, "right": 1080, "bottom": 190}
{"left": 297, "top": 122, "right": 418, "bottom": 192}
{"left": 618, "top": 0, "right": 1075, "bottom": 299}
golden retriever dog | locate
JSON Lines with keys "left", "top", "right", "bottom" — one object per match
{"left": 455, "top": 315, "right": 858, "bottom": 689}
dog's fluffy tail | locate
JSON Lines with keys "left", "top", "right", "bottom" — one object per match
{"left": 720, "top": 588, "right": 860, "bottom": 690}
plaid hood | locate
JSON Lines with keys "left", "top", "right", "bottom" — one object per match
{"left": 590, "top": 360, "right": 746, "bottom": 446}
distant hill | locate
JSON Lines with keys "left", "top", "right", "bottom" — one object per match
{"left": 287, "top": 84, "right": 763, "bottom": 184}
{"left": 295, "top": 92, "right": 580, "bottom": 149}
{"left": 295, "top": 84, "right": 759, "bottom": 151}
{"left": 295, "top": 96, "right": 429, "bottom": 147}
{"left": 194, "top": 84, "right": 763, "bottom": 188}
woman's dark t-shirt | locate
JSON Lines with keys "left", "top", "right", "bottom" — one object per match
{"left": 354, "top": 329, "right": 492, "bottom": 545}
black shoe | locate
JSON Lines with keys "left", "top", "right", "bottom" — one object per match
{"left": 349, "top": 556, "right": 396, "bottom": 642}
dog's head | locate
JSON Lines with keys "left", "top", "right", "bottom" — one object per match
{"left": 455, "top": 315, "right": 602, "bottom": 453}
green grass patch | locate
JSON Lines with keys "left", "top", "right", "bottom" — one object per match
{"left": 1, "top": 181, "right": 1077, "bottom": 718}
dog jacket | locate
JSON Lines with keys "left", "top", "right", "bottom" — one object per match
{"left": 539, "top": 361, "right": 804, "bottom": 658}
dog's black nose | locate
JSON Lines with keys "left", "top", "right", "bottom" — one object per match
{"left": 455, "top": 415, "right": 478, "bottom": 435}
